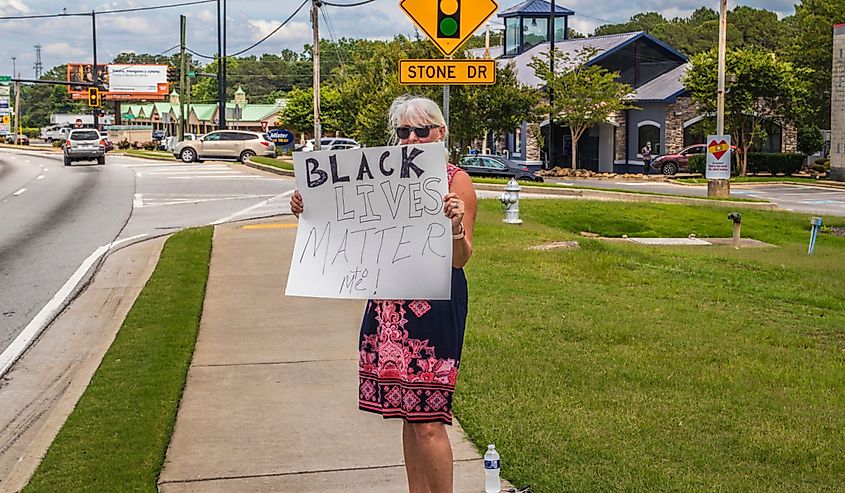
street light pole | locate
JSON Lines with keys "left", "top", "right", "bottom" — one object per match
{"left": 216, "top": 0, "right": 224, "bottom": 130}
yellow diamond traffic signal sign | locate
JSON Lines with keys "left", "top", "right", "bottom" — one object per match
{"left": 400, "top": 0, "right": 498, "bottom": 57}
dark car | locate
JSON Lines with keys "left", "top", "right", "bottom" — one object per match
{"left": 458, "top": 154, "right": 543, "bottom": 182}
{"left": 4, "top": 134, "right": 29, "bottom": 145}
{"left": 650, "top": 144, "right": 735, "bottom": 176}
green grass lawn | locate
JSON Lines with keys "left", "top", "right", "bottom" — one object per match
{"left": 456, "top": 200, "right": 845, "bottom": 492}
{"left": 124, "top": 149, "right": 175, "bottom": 160}
{"left": 250, "top": 156, "right": 294, "bottom": 170}
{"left": 675, "top": 176, "right": 832, "bottom": 185}
{"left": 24, "top": 228, "right": 213, "bottom": 492}
{"left": 473, "top": 177, "right": 767, "bottom": 202}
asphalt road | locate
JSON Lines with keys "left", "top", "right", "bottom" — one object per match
{"left": 0, "top": 149, "right": 295, "bottom": 363}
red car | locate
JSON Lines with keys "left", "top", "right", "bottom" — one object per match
{"left": 651, "top": 143, "right": 736, "bottom": 175}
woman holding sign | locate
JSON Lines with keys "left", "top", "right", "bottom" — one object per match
{"left": 290, "top": 95, "right": 476, "bottom": 493}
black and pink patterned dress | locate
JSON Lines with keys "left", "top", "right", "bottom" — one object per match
{"left": 358, "top": 164, "right": 468, "bottom": 425}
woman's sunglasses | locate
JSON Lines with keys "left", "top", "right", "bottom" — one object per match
{"left": 395, "top": 124, "right": 440, "bottom": 139}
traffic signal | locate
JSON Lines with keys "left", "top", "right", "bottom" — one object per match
{"left": 437, "top": 0, "right": 460, "bottom": 38}
{"left": 87, "top": 87, "right": 101, "bottom": 107}
{"left": 167, "top": 65, "right": 181, "bottom": 83}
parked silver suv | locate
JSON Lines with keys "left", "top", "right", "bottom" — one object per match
{"left": 64, "top": 129, "right": 105, "bottom": 166}
{"left": 173, "top": 130, "right": 276, "bottom": 163}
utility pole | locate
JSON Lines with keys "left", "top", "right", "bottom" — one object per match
{"left": 548, "top": 0, "right": 556, "bottom": 169}
{"left": 11, "top": 57, "right": 15, "bottom": 79}
{"left": 311, "top": 0, "right": 321, "bottom": 151}
{"left": 13, "top": 77, "right": 20, "bottom": 141}
{"left": 709, "top": 0, "right": 730, "bottom": 197}
{"left": 222, "top": 0, "right": 227, "bottom": 129}
{"left": 179, "top": 15, "right": 187, "bottom": 141}
{"left": 91, "top": 10, "right": 99, "bottom": 130}
{"left": 216, "top": 0, "right": 225, "bottom": 130}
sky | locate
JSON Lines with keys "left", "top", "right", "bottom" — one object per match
{"left": 0, "top": 0, "right": 796, "bottom": 77}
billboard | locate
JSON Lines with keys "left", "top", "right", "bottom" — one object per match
{"left": 67, "top": 63, "right": 169, "bottom": 101}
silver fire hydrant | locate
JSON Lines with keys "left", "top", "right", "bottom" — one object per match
{"left": 500, "top": 177, "right": 523, "bottom": 224}
{"left": 728, "top": 212, "right": 742, "bottom": 249}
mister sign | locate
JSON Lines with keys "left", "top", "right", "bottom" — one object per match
{"left": 286, "top": 142, "right": 453, "bottom": 300}
{"left": 706, "top": 134, "right": 732, "bottom": 180}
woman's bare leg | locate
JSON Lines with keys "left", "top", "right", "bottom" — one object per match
{"left": 403, "top": 420, "right": 431, "bottom": 493}
{"left": 407, "top": 421, "right": 453, "bottom": 493}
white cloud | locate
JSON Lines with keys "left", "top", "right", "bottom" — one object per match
{"left": 0, "top": 0, "right": 30, "bottom": 14}
{"left": 43, "top": 42, "right": 88, "bottom": 59}
{"left": 248, "top": 19, "right": 311, "bottom": 43}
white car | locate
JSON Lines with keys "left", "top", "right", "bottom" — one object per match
{"left": 298, "top": 137, "right": 361, "bottom": 152}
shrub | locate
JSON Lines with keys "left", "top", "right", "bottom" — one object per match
{"left": 812, "top": 164, "right": 828, "bottom": 173}
{"left": 689, "top": 152, "right": 804, "bottom": 176}
{"left": 117, "top": 139, "right": 132, "bottom": 150}
{"left": 746, "top": 153, "right": 805, "bottom": 175}
{"left": 814, "top": 158, "right": 830, "bottom": 169}
{"left": 688, "top": 153, "right": 738, "bottom": 175}
{"left": 52, "top": 140, "right": 63, "bottom": 148}
{"left": 142, "top": 141, "right": 157, "bottom": 151}
{"left": 798, "top": 124, "right": 824, "bottom": 155}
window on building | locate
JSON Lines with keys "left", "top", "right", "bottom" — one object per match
{"left": 515, "top": 127, "right": 522, "bottom": 154}
{"left": 638, "top": 123, "right": 660, "bottom": 155}
{"left": 554, "top": 17, "right": 566, "bottom": 42}
{"left": 505, "top": 18, "right": 520, "bottom": 56}
{"left": 522, "top": 17, "right": 547, "bottom": 52}
{"left": 748, "top": 120, "right": 782, "bottom": 153}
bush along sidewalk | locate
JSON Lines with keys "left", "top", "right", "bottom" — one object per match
{"left": 689, "top": 152, "right": 806, "bottom": 176}
{"left": 23, "top": 227, "right": 213, "bottom": 492}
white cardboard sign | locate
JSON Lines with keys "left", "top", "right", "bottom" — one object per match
{"left": 285, "top": 142, "right": 452, "bottom": 300}
{"left": 706, "top": 134, "right": 732, "bottom": 180}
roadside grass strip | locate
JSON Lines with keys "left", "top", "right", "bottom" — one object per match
{"left": 124, "top": 150, "right": 176, "bottom": 160}
{"left": 251, "top": 156, "right": 294, "bottom": 170}
{"left": 24, "top": 227, "right": 213, "bottom": 492}
{"left": 470, "top": 177, "right": 767, "bottom": 202}
{"left": 675, "top": 176, "right": 832, "bottom": 185}
{"left": 456, "top": 199, "right": 845, "bottom": 492}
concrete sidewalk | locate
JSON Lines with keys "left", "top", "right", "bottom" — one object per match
{"left": 158, "top": 218, "right": 493, "bottom": 492}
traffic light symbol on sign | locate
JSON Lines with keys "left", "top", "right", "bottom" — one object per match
{"left": 87, "top": 87, "right": 101, "bottom": 107}
{"left": 167, "top": 65, "right": 181, "bottom": 83}
{"left": 437, "top": 0, "right": 460, "bottom": 38}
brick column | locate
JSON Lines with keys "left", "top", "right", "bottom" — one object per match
{"left": 664, "top": 97, "right": 700, "bottom": 154}
{"left": 832, "top": 24, "right": 845, "bottom": 181}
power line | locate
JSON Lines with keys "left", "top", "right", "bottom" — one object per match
{"left": 321, "top": 0, "right": 377, "bottom": 6}
{"left": 230, "top": 0, "right": 310, "bottom": 57}
{"left": 0, "top": 0, "right": 215, "bottom": 20}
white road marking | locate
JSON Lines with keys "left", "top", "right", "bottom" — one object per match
{"left": 166, "top": 175, "right": 280, "bottom": 180}
{"left": 614, "top": 182, "right": 658, "bottom": 186}
{"left": 36, "top": 174, "right": 45, "bottom": 180}
{"left": 211, "top": 190, "right": 295, "bottom": 225}
{"left": 136, "top": 194, "right": 276, "bottom": 208}
{"left": 0, "top": 234, "right": 148, "bottom": 377}
{"left": 13, "top": 188, "right": 26, "bottom": 196}
{"left": 133, "top": 193, "right": 144, "bottom": 208}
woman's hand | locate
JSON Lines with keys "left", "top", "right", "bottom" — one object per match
{"left": 290, "top": 190, "right": 303, "bottom": 217}
{"left": 443, "top": 192, "right": 465, "bottom": 233}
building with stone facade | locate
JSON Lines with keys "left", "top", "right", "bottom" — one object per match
{"left": 832, "top": 23, "right": 845, "bottom": 181}
{"left": 475, "top": 0, "right": 797, "bottom": 173}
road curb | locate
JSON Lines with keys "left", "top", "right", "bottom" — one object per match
{"left": 473, "top": 183, "right": 779, "bottom": 210}
{"left": 668, "top": 179, "right": 845, "bottom": 190}
{"left": 243, "top": 157, "right": 295, "bottom": 177}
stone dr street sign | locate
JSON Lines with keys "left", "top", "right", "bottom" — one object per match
{"left": 400, "top": 0, "right": 499, "bottom": 57}
{"left": 400, "top": 59, "right": 496, "bottom": 85}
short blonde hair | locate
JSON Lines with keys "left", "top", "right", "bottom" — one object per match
{"left": 387, "top": 95, "right": 448, "bottom": 145}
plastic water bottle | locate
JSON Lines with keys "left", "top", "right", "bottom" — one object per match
{"left": 484, "top": 444, "right": 501, "bottom": 493}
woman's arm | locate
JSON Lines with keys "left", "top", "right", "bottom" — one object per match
{"left": 444, "top": 171, "right": 477, "bottom": 269}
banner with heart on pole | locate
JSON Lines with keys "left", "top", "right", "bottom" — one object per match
{"left": 706, "top": 134, "right": 732, "bottom": 180}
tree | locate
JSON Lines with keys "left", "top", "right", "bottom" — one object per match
{"left": 593, "top": 12, "right": 667, "bottom": 36}
{"left": 448, "top": 64, "right": 539, "bottom": 153}
{"left": 529, "top": 47, "right": 636, "bottom": 170}
{"left": 685, "top": 49, "right": 810, "bottom": 175}
{"left": 789, "top": 0, "right": 845, "bottom": 127}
